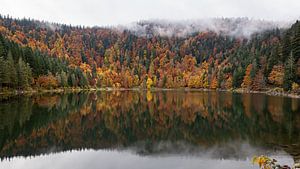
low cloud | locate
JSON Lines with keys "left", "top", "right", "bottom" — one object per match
{"left": 118, "top": 18, "right": 292, "bottom": 38}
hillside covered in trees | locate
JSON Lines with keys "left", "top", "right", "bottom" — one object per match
{"left": 0, "top": 15, "right": 299, "bottom": 92}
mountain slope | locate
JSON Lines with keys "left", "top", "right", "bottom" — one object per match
{"left": 0, "top": 15, "right": 299, "bottom": 91}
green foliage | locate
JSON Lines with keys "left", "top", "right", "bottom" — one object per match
{"left": 0, "top": 34, "right": 88, "bottom": 90}
{"left": 7, "top": 51, "right": 17, "bottom": 87}
{"left": 283, "top": 52, "right": 296, "bottom": 91}
{"left": 17, "top": 57, "right": 32, "bottom": 89}
{"left": 60, "top": 71, "right": 68, "bottom": 87}
{"left": 291, "top": 21, "right": 300, "bottom": 61}
{"left": 233, "top": 66, "right": 245, "bottom": 88}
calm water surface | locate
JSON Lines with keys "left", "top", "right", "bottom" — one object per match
{"left": 0, "top": 91, "right": 299, "bottom": 169}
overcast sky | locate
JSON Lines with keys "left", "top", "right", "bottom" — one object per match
{"left": 1, "top": 0, "right": 299, "bottom": 26}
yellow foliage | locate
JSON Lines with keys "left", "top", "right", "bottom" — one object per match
{"left": 225, "top": 76, "right": 233, "bottom": 89}
{"left": 80, "top": 63, "right": 92, "bottom": 74}
{"left": 203, "top": 78, "right": 209, "bottom": 88}
{"left": 188, "top": 75, "right": 202, "bottom": 88}
{"left": 133, "top": 75, "right": 140, "bottom": 86}
{"left": 146, "top": 77, "right": 154, "bottom": 89}
{"left": 292, "top": 82, "right": 299, "bottom": 92}
{"left": 252, "top": 155, "right": 281, "bottom": 169}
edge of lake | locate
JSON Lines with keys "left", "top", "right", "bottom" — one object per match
{"left": 0, "top": 87, "right": 299, "bottom": 99}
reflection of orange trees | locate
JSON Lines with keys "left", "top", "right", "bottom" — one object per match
{"left": 1, "top": 91, "right": 300, "bottom": 158}
{"left": 267, "top": 97, "right": 284, "bottom": 123}
{"left": 242, "top": 94, "right": 252, "bottom": 118}
{"left": 79, "top": 103, "right": 92, "bottom": 116}
{"left": 34, "top": 95, "right": 60, "bottom": 108}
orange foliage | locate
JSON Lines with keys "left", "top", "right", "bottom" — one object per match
{"left": 210, "top": 75, "right": 218, "bottom": 89}
{"left": 268, "top": 65, "right": 284, "bottom": 86}
{"left": 36, "top": 75, "right": 58, "bottom": 89}
{"left": 242, "top": 64, "right": 252, "bottom": 89}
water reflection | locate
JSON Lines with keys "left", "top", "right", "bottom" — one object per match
{"left": 0, "top": 91, "right": 299, "bottom": 168}
{"left": 1, "top": 146, "right": 295, "bottom": 169}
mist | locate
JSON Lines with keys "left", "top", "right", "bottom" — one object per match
{"left": 118, "top": 18, "right": 292, "bottom": 38}
{"left": 126, "top": 140, "right": 289, "bottom": 160}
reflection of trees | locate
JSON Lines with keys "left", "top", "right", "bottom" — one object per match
{"left": 0, "top": 91, "right": 299, "bottom": 159}
{"left": 0, "top": 92, "right": 90, "bottom": 153}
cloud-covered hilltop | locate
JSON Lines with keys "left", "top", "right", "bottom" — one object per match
{"left": 118, "top": 18, "right": 292, "bottom": 38}
{"left": 24, "top": 16, "right": 293, "bottom": 38}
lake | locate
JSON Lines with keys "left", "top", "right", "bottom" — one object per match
{"left": 0, "top": 90, "right": 299, "bottom": 169}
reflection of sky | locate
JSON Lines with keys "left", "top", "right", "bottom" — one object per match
{"left": 0, "top": 150, "right": 255, "bottom": 169}
{"left": 0, "top": 145, "right": 293, "bottom": 169}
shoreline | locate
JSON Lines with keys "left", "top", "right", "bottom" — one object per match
{"left": 0, "top": 87, "right": 299, "bottom": 99}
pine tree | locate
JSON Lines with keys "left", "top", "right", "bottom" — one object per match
{"left": 68, "top": 73, "right": 77, "bottom": 87}
{"left": 2, "top": 60, "right": 10, "bottom": 87}
{"left": 291, "top": 24, "right": 300, "bottom": 61}
{"left": 56, "top": 73, "right": 62, "bottom": 87}
{"left": 79, "top": 72, "right": 89, "bottom": 87}
{"left": 0, "top": 35, "right": 7, "bottom": 58}
{"left": 25, "top": 63, "right": 32, "bottom": 86}
{"left": 0, "top": 57, "right": 4, "bottom": 87}
{"left": 266, "top": 46, "right": 279, "bottom": 77}
{"left": 60, "top": 71, "right": 68, "bottom": 87}
{"left": 283, "top": 52, "right": 296, "bottom": 91}
{"left": 17, "top": 57, "right": 29, "bottom": 89}
{"left": 6, "top": 51, "right": 17, "bottom": 87}
{"left": 233, "top": 66, "right": 245, "bottom": 88}
{"left": 281, "top": 32, "right": 291, "bottom": 63}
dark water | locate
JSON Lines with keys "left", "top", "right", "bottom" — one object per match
{"left": 0, "top": 90, "right": 300, "bottom": 169}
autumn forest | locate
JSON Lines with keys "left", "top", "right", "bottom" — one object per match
{"left": 0, "top": 15, "right": 299, "bottom": 92}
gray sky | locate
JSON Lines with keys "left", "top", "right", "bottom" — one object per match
{"left": 1, "top": 0, "right": 299, "bottom": 27}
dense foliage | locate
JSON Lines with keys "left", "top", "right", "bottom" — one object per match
{"left": 0, "top": 34, "right": 89, "bottom": 89}
{"left": 0, "top": 15, "right": 299, "bottom": 91}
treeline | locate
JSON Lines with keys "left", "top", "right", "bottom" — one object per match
{"left": 0, "top": 35, "right": 90, "bottom": 90}
{"left": 0, "top": 15, "right": 299, "bottom": 91}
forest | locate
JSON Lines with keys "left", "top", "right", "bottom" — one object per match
{"left": 0, "top": 15, "right": 299, "bottom": 92}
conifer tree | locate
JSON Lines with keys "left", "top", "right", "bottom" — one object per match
{"left": 291, "top": 23, "right": 300, "bottom": 61}
{"left": 6, "top": 51, "right": 17, "bottom": 87}
{"left": 283, "top": 52, "right": 296, "bottom": 91}
{"left": 60, "top": 71, "right": 68, "bottom": 87}
{"left": 0, "top": 57, "right": 4, "bottom": 87}
{"left": 17, "top": 57, "right": 29, "bottom": 88}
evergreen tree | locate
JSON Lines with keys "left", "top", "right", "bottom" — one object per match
{"left": 281, "top": 31, "right": 291, "bottom": 63}
{"left": 291, "top": 24, "right": 300, "bottom": 61}
{"left": 283, "top": 52, "right": 296, "bottom": 91}
{"left": 0, "top": 57, "right": 4, "bottom": 87}
{"left": 56, "top": 73, "right": 62, "bottom": 87}
{"left": 25, "top": 62, "right": 32, "bottom": 86}
{"left": 60, "top": 71, "right": 68, "bottom": 87}
{"left": 68, "top": 73, "right": 77, "bottom": 87}
{"left": 6, "top": 51, "right": 18, "bottom": 87}
{"left": 17, "top": 57, "right": 29, "bottom": 88}
{"left": 232, "top": 66, "right": 245, "bottom": 88}
{"left": 79, "top": 72, "right": 88, "bottom": 87}
{"left": 0, "top": 35, "right": 8, "bottom": 59}
{"left": 250, "top": 59, "right": 257, "bottom": 79}
{"left": 2, "top": 59, "right": 10, "bottom": 87}
{"left": 266, "top": 46, "right": 279, "bottom": 77}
